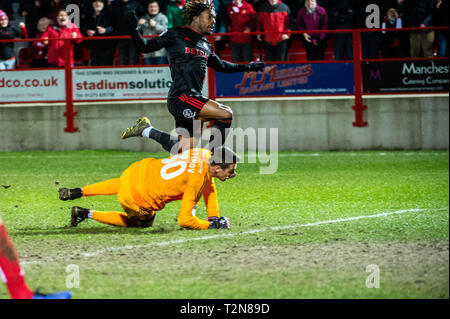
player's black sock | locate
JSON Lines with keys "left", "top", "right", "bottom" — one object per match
{"left": 207, "top": 119, "right": 232, "bottom": 153}
{"left": 149, "top": 128, "right": 179, "bottom": 155}
{"left": 70, "top": 188, "right": 83, "bottom": 199}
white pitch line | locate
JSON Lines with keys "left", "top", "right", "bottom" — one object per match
{"left": 20, "top": 207, "right": 448, "bottom": 265}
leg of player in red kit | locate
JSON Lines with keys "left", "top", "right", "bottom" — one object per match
{"left": 0, "top": 216, "right": 72, "bottom": 299}
{"left": 0, "top": 218, "right": 33, "bottom": 299}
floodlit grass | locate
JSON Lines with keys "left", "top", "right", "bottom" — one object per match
{"left": 0, "top": 150, "right": 448, "bottom": 299}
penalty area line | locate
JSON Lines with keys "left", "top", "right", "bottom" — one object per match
{"left": 20, "top": 207, "right": 448, "bottom": 265}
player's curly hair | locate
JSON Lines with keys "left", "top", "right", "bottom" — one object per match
{"left": 182, "top": 0, "right": 215, "bottom": 25}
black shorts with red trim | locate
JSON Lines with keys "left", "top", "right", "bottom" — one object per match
{"left": 168, "top": 92, "right": 209, "bottom": 135}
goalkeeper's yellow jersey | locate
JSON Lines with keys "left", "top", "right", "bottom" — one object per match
{"left": 118, "top": 148, "right": 219, "bottom": 230}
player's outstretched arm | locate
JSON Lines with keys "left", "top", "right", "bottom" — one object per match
{"left": 126, "top": 10, "right": 172, "bottom": 54}
{"left": 178, "top": 180, "right": 230, "bottom": 230}
{"left": 203, "top": 178, "right": 220, "bottom": 218}
{"left": 207, "top": 53, "right": 265, "bottom": 74}
{"left": 178, "top": 180, "right": 211, "bottom": 230}
{"left": 203, "top": 181, "right": 230, "bottom": 229}
{"left": 178, "top": 198, "right": 211, "bottom": 230}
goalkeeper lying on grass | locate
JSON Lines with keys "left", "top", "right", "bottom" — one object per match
{"left": 58, "top": 147, "right": 239, "bottom": 230}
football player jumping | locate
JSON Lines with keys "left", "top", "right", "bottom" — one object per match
{"left": 122, "top": 0, "right": 265, "bottom": 154}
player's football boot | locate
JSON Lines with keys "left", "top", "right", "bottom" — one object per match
{"left": 70, "top": 206, "right": 89, "bottom": 227}
{"left": 33, "top": 290, "right": 73, "bottom": 299}
{"left": 58, "top": 187, "right": 82, "bottom": 201}
{"left": 121, "top": 116, "right": 151, "bottom": 139}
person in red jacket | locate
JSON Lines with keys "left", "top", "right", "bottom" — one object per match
{"left": 256, "top": 0, "right": 290, "bottom": 62}
{"left": 29, "top": 17, "right": 52, "bottom": 67}
{"left": 227, "top": 0, "right": 256, "bottom": 62}
{"left": 42, "top": 9, "right": 83, "bottom": 67}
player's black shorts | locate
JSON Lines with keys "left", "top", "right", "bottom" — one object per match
{"left": 168, "top": 92, "right": 209, "bottom": 135}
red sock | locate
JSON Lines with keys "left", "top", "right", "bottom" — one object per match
{"left": 0, "top": 224, "right": 34, "bottom": 299}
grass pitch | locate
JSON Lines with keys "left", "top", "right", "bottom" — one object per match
{"left": 0, "top": 150, "right": 448, "bottom": 299}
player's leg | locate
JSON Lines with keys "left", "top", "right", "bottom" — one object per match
{"left": 123, "top": 95, "right": 207, "bottom": 154}
{"left": 69, "top": 206, "right": 127, "bottom": 227}
{"left": 175, "top": 118, "right": 204, "bottom": 153}
{"left": 0, "top": 216, "right": 34, "bottom": 299}
{"left": 70, "top": 206, "right": 154, "bottom": 228}
{"left": 59, "top": 178, "right": 121, "bottom": 201}
{"left": 72, "top": 168, "right": 156, "bottom": 228}
{"left": 197, "top": 100, "right": 233, "bottom": 152}
{"left": 122, "top": 95, "right": 233, "bottom": 153}
{"left": 122, "top": 117, "right": 180, "bottom": 155}
{"left": 81, "top": 178, "right": 121, "bottom": 197}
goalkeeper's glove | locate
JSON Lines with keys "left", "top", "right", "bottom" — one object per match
{"left": 245, "top": 61, "right": 265, "bottom": 72}
{"left": 126, "top": 10, "right": 139, "bottom": 31}
{"left": 207, "top": 216, "right": 230, "bottom": 229}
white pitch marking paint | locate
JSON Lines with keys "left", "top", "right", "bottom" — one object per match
{"left": 20, "top": 207, "right": 448, "bottom": 265}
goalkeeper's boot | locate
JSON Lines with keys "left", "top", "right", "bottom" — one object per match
{"left": 71, "top": 206, "right": 89, "bottom": 227}
{"left": 33, "top": 290, "right": 73, "bottom": 299}
{"left": 59, "top": 187, "right": 82, "bottom": 201}
{"left": 121, "top": 116, "right": 151, "bottom": 139}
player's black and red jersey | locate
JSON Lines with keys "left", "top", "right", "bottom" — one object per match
{"left": 130, "top": 26, "right": 248, "bottom": 98}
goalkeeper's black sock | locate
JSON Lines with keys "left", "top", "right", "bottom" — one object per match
{"left": 148, "top": 127, "right": 179, "bottom": 155}
{"left": 69, "top": 188, "right": 83, "bottom": 199}
{"left": 206, "top": 119, "right": 232, "bottom": 153}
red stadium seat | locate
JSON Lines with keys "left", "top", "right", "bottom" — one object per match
{"left": 74, "top": 45, "right": 90, "bottom": 66}
{"left": 17, "top": 47, "right": 33, "bottom": 68}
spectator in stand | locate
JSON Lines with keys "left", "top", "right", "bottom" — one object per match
{"left": 297, "top": 0, "right": 328, "bottom": 60}
{"left": 329, "top": 0, "right": 354, "bottom": 60}
{"left": 19, "top": 1, "right": 51, "bottom": 40}
{"left": 403, "top": 0, "right": 436, "bottom": 57}
{"left": 256, "top": 0, "right": 290, "bottom": 62}
{"left": 355, "top": 0, "right": 383, "bottom": 59}
{"left": 0, "top": 10, "right": 28, "bottom": 70}
{"left": 166, "top": 0, "right": 185, "bottom": 28}
{"left": 83, "top": 0, "right": 115, "bottom": 66}
{"left": 227, "top": 0, "right": 256, "bottom": 62}
{"left": 138, "top": 0, "right": 168, "bottom": 65}
{"left": 41, "top": 9, "right": 82, "bottom": 67}
{"left": 433, "top": 0, "right": 448, "bottom": 57}
{"left": 48, "top": 0, "right": 68, "bottom": 25}
{"left": 212, "top": 0, "right": 231, "bottom": 57}
{"left": 0, "top": 0, "right": 14, "bottom": 20}
{"left": 158, "top": 0, "right": 170, "bottom": 13}
{"left": 112, "top": 0, "right": 145, "bottom": 65}
{"left": 392, "top": 0, "right": 406, "bottom": 13}
{"left": 381, "top": 7, "right": 408, "bottom": 58}
{"left": 282, "top": 0, "right": 302, "bottom": 27}
{"left": 29, "top": 17, "right": 52, "bottom": 67}
{"left": 214, "top": 0, "right": 231, "bottom": 34}
{"left": 390, "top": 0, "right": 411, "bottom": 56}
